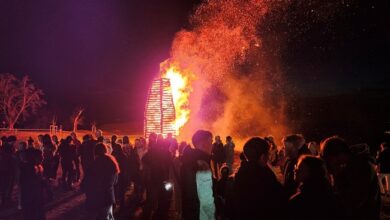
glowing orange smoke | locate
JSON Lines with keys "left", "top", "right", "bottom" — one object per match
{"left": 155, "top": 0, "right": 289, "bottom": 143}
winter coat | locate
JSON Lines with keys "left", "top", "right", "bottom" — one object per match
{"left": 181, "top": 147, "right": 213, "bottom": 220}
{"left": 235, "top": 161, "right": 287, "bottom": 220}
{"left": 335, "top": 154, "right": 381, "bottom": 220}
{"left": 212, "top": 142, "right": 225, "bottom": 164}
{"left": 196, "top": 170, "right": 215, "bottom": 220}
{"left": 288, "top": 179, "right": 346, "bottom": 220}
{"left": 85, "top": 154, "right": 119, "bottom": 209}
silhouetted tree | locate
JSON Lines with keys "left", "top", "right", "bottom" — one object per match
{"left": 0, "top": 73, "right": 45, "bottom": 129}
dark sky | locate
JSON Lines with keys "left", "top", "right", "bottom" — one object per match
{"left": 0, "top": 0, "right": 389, "bottom": 129}
{"left": 0, "top": 0, "right": 197, "bottom": 128}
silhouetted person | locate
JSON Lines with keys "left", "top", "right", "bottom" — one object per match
{"left": 58, "top": 136, "right": 76, "bottom": 190}
{"left": 212, "top": 136, "right": 225, "bottom": 179}
{"left": 308, "top": 141, "right": 320, "bottom": 156}
{"left": 377, "top": 142, "right": 390, "bottom": 196}
{"left": 20, "top": 139, "right": 45, "bottom": 220}
{"left": 321, "top": 136, "right": 381, "bottom": 220}
{"left": 122, "top": 136, "right": 133, "bottom": 157}
{"left": 215, "top": 166, "right": 234, "bottom": 220}
{"left": 283, "top": 134, "right": 309, "bottom": 197}
{"left": 79, "top": 134, "right": 94, "bottom": 177}
{"left": 135, "top": 138, "right": 148, "bottom": 203}
{"left": 181, "top": 130, "right": 215, "bottom": 220}
{"left": 142, "top": 135, "right": 173, "bottom": 220}
{"left": 0, "top": 136, "right": 17, "bottom": 207}
{"left": 288, "top": 155, "right": 346, "bottom": 220}
{"left": 71, "top": 132, "right": 81, "bottom": 182}
{"left": 85, "top": 143, "right": 119, "bottom": 220}
{"left": 125, "top": 136, "right": 142, "bottom": 202}
{"left": 16, "top": 141, "right": 28, "bottom": 209}
{"left": 51, "top": 135, "right": 60, "bottom": 180}
{"left": 235, "top": 137, "right": 287, "bottom": 220}
{"left": 111, "top": 140, "right": 128, "bottom": 210}
{"left": 26, "top": 137, "right": 43, "bottom": 165}
{"left": 265, "top": 136, "right": 279, "bottom": 166}
{"left": 41, "top": 134, "right": 55, "bottom": 200}
{"left": 224, "top": 136, "right": 235, "bottom": 174}
{"left": 0, "top": 136, "right": 7, "bottom": 147}
{"left": 42, "top": 134, "right": 56, "bottom": 179}
{"left": 166, "top": 133, "right": 179, "bottom": 157}
{"left": 37, "top": 135, "right": 44, "bottom": 149}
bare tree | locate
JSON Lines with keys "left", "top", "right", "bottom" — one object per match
{"left": 0, "top": 73, "right": 46, "bottom": 129}
{"left": 71, "top": 108, "right": 84, "bottom": 132}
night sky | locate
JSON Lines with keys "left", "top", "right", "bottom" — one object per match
{"left": 0, "top": 0, "right": 389, "bottom": 131}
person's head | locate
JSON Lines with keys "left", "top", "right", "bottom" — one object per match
{"left": 65, "top": 136, "right": 73, "bottom": 144}
{"left": 283, "top": 134, "right": 305, "bottom": 159}
{"left": 243, "top": 137, "right": 270, "bottom": 166}
{"left": 140, "top": 137, "right": 146, "bottom": 146}
{"left": 95, "top": 143, "right": 108, "bottom": 156}
{"left": 149, "top": 133, "right": 158, "bottom": 144}
{"left": 167, "top": 133, "right": 173, "bottom": 139}
{"left": 226, "top": 136, "right": 232, "bottom": 143}
{"left": 220, "top": 166, "right": 230, "bottom": 179}
{"left": 7, "top": 135, "right": 17, "bottom": 145}
{"left": 135, "top": 138, "right": 140, "bottom": 147}
{"left": 82, "top": 134, "right": 90, "bottom": 142}
{"left": 38, "top": 134, "right": 44, "bottom": 143}
{"left": 95, "top": 129, "right": 103, "bottom": 139}
{"left": 52, "top": 135, "right": 59, "bottom": 143}
{"left": 18, "top": 141, "right": 27, "bottom": 151}
{"left": 294, "top": 155, "right": 328, "bottom": 184}
{"left": 111, "top": 135, "right": 117, "bottom": 144}
{"left": 192, "top": 130, "right": 213, "bottom": 155}
{"left": 42, "top": 134, "right": 52, "bottom": 145}
{"left": 27, "top": 137, "right": 34, "bottom": 146}
{"left": 215, "top": 136, "right": 221, "bottom": 143}
{"left": 308, "top": 141, "right": 319, "bottom": 155}
{"left": 123, "top": 136, "right": 130, "bottom": 145}
{"left": 264, "top": 136, "right": 276, "bottom": 149}
{"left": 157, "top": 134, "right": 164, "bottom": 143}
{"left": 320, "top": 136, "right": 350, "bottom": 175}
{"left": 112, "top": 141, "right": 122, "bottom": 152}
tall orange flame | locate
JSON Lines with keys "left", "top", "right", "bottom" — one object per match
{"left": 161, "top": 62, "right": 194, "bottom": 135}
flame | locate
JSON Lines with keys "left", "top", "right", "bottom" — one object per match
{"left": 153, "top": 0, "right": 289, "bottom": 142}
{"left": 161, "top": 64, "right": 192, "bottom": 135}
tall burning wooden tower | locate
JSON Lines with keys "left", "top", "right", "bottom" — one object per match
{"left": 144, "top": 78, "right": 176, "bottom": 138}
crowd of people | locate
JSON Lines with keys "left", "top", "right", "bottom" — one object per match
{"left": 0, "top": 129, "right": 388, "bottom": 220}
